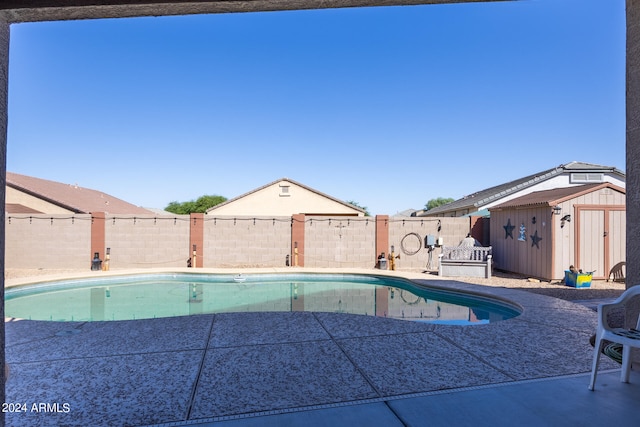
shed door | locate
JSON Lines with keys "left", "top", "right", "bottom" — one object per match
{"left": 578, "top": 209, "right": 605, "bottom": 278}
{"left": 577, "top": 207, "right": 625, "bottom": 280}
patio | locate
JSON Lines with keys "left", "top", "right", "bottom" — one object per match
{"left": 4, "top": 275, "right": 635, "bottom": 426}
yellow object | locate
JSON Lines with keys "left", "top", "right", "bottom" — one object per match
{"left": 564, "top": 270, "right": 592, "bottom": 288}
{"left": 388, "top": 249, "right": 398, "bottom": 271}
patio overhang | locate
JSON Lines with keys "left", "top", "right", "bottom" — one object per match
{"left": 0, "top": 0, "right": 513, "bottom": 23}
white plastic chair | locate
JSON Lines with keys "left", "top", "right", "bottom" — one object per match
{"left": 589, "top": 285, "right": 640, "bottom": 390}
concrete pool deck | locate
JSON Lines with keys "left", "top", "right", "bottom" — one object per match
{"left": 4, "top": 269, "right": 637, "bottom": 426}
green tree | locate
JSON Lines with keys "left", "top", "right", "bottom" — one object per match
{"left": 346, "top": 200, "right": 370, "bottom": 216}
{"left": 165, "top": 195, "right": 227, "bottom": 214}
{"left": 425, "top": 197, "right": 455, "bottom": 211}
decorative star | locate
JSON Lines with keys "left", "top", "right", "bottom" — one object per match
{"left": 530, "top": 230, "right": 542, "bottom": 248}
{"left": 503, "top": 219, "right": 515, "bottom": 239}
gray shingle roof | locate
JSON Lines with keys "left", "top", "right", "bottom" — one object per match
{"left": 420, "top": 161, "right": 625, "bottom": 216}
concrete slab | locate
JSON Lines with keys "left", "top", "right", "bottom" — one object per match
{"left": 190, "top": 340, "right": 378, "bottom": 419}
{"left": 433, "top": 319, "right": 619, "bottom": 380}
{"left": 387, "top": 371, "right": 640, "bottom": 427}
{"left": 337, "top": 332, "right": 513, "bottom": 396}
{"left": 6, "top": 315, "right": 214, "bottom": 363}
{"left": 314, "top": 311, "right": 433, "bottom": 338}
{"left": 5, "top": 350, "right": 203, "bottom": 427}
{"left": 188, "top": 402, "right": 405, "bottom": 427}
{"left": 209, "top": 312, "right": 329, "bottom": 347}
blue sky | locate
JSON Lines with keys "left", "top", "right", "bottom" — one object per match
{"left": 7, "top": 0, "right": 625, "bottom": 215}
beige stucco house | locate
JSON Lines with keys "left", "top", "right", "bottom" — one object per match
{"left": 206, "top": 178, "right": 366, "bottom": 217}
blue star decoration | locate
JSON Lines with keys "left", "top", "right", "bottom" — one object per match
{"left": 503, "top": 219, "right": 515, "bottom": 239}
{"left": 530, "top": 230, "right": 542, "bottom": 248}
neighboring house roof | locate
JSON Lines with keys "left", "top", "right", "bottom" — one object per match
{"left": 207, "top": 178, "right": 366, "bottom": 216}
{"left": 6, "top": 203, "right": 42, "bottom": 214}
{"left": 418, "top": 161, "right": 625, "bottom": 217}
{"left": 143, "top": 207, "right": 173, "bottom": 216}
{"left": 392, "top": 209, "right": 419, "bottom": 218}
{"left": 6, "top": 172, "right": 153, "bottom": 214}
{"left": 488, "top": 183, "right": 626, "bottom": 210}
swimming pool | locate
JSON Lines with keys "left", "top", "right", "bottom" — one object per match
{"left": 5, "top": 273, "right": 521, "bottom": 324}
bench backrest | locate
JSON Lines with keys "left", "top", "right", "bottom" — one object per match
{"left": 442, "top": 246, "right": 492, "bottom": 261}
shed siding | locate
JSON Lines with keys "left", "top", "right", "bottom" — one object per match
{"left": 490, "top": 207, "right": 553, "bottom": 279}
{"left": 553, "top": 199, "right": 576, "bottom": 279}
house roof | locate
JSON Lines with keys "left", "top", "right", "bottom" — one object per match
{"left": 393, "top": 209, "right": 419, "bottom": 218}
{"left": 6, "top": 172, "right": 153, "bottom": 214}
{"left": 421, "top": 161, "right": 625, "bottom": 216}
{"left": 207, "top": 177, "right": 366, "bottom": 215}
{"left": 6, "top": 203, "right": 42, "bottom": 214}
{"left": 488, "top": 183, "right": 626, "bottom": 210}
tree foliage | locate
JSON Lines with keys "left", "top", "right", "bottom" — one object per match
{"left": 425, "top": 197, "right": 455, "bottom": 211}
{"left": 346, "top": 200, "right": 371, "bottom": 217}
{"left": 165, "top": 195, "right": 227, "bottom": 214}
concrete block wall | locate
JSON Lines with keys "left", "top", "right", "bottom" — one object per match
{"left": 105, "top": 214, "right": 191, "bottom": 268}
{"left": 388, "top": 217, "right": 471, "bottom": 271}
{"left": 304, "top": 216, "right": 376, "bottom": 268}
{"left": 203, "top": 216, "right": 291, "bottom": 268}
{"left": 5, "top": 214, "right": 91, "bottom": 269}
{"left": 3, "top": 213, "right": 473, "bottom": 271}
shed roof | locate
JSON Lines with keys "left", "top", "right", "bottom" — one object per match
{"left": 6, "top": 172, "right": 153, "bottom": 214}
{"left": 488, "top": 183, "right": 626, "bottom": 210}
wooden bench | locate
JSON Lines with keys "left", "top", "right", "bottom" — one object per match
{"left": 438, "top": 246, "right": 492, "bottom": 279}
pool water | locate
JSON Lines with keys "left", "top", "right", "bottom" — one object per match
{"left": 5, "top": 273, "right": 520, "bottom": 324}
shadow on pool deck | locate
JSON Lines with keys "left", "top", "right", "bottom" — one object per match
{"left": 3, "top": 279, "right": 635, "bottom": 426}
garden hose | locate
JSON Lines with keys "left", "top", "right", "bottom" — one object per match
{"left": 400, "top": 232, "right": 422, "bottom": 256}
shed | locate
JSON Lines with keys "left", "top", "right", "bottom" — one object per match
{"left": 488, "top": 183, "right": 625, "bottom": 281}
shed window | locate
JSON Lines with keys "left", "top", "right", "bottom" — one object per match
{"left": 570, "top": 173, "right": 603, "bottom": 183}
{"left": 279, "top": 185, "right": 290, "bottom": 197}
